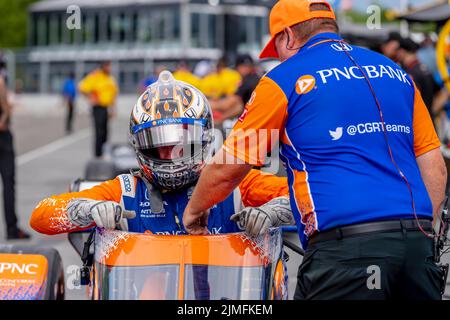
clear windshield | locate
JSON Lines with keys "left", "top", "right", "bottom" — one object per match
{"left": 95, "top": 264, "right": 179, "bottom": 300}
{"left": 184, "top": 265, "right": 269, "bottom": 300}
{"left": 93, "top": 229, "right": 283, "bottom": 300}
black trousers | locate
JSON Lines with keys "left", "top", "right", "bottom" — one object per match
{"left": 92, "top": 106, "right": 108, "bottom": 157}
{"left": 294, "top": 229, "right": 444, "bottom": 300}
{"left": 0, "top": 130, "right": 17, "bottom": 232}
{"left": 66, "top": 99, "right": 75, "bottom": 133}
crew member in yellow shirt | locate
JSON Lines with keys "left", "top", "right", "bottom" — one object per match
{"left": 201, "top": 57, "right": 241, "bottom": 100}
{"left": 79, "top": 61, "right": 118, "bottom": 157}
{"left": 209, "top": 55, "right": 258, "bottom": 125}
{"left": 172, "top": 61, "right": 201, "bottom": 89}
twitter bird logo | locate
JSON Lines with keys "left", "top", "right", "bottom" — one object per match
{"left": 329, "top": 127, "right": 343, "bottom": 141}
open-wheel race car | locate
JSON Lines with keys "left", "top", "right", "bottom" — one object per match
{"left": 66, "top": 178, "right": 301, "bottom": 300}
{"left": 0, "top": 177, "right": 301, "bottom": 301}
{"left": 69, "top": 227, "right": 288, "bottom": 300}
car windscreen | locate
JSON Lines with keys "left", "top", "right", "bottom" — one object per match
{"left": 95, "top": 263, "right": 179, "bottom": 300}
{"left": 93, "top": 229, "right": 284, "bottom": 300}
{"left": 183, "top": 264, "right": 270, "bottom": 300}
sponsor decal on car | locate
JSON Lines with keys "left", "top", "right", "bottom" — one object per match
{"left": 0, "top": 254, "right": 48, "bottom": 300}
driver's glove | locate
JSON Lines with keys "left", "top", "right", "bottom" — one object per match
{"left": 67, "top": 198, "right": 136, "bottom": 230}
{"left": 230, "top": 196, "right": 294, "bottom": 237}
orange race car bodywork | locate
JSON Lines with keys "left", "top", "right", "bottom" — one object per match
{"left": 91, "top": 228, "right": 286, "bottom": 300}
{"left": 0, "top": 254, "right": 48, "bottom": 300}
{"left": 0, "top": 246, "right": 65, "bottom": 300}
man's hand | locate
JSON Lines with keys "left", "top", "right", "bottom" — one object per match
{"left": 182, "top": 208, "right": 210, "bottom": 235}
{"left": 230, "top": 196, "right": 294, "bottom": 237}
{"left": 67, "top": 199, "right": 136, "bottom": 230}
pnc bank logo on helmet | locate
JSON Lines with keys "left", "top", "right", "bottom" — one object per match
{"left": 296, "top": 75, "right": 316, "bottom": 95}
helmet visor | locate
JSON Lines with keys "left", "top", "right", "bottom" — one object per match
{"left": 133, "top": 119, "right": 208, "bottom": 161}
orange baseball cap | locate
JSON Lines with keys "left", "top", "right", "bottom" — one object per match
{"left": 259, "top": 0, "right": 336, "bottom": 59}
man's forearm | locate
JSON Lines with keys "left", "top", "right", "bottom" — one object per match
{"left": 417, "top": 148, "right": 447, "bottom": 220}
{"left": 212, "top": 95, "right": 241, "bottom": 113}
{"left": 221, "top": 99, "right": 244, "bottom": 120}
{"left": 187, "top": 149, "right": 251, "bottom": 215}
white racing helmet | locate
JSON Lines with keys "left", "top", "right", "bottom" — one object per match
{"left": 129, "top": 70, "right": 214, "bottom": 191}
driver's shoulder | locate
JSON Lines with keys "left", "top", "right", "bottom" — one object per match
{"left": 115, "top": 173, "right": 138, "bottom": 198}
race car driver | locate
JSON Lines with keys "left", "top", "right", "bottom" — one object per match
{"left": 29, "top": 71, "right": 293, "bottom": 238}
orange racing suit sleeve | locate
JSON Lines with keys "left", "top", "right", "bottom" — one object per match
{"left": 413, "top": 82, "right": 441, "bottom": 157}
{"left": 30, "top": 177, "right": 124, "bottom": 235}
{"left": 30, "top": 172, "right": 288, "bottom": 234}
{"left": 223, "top": 76, "right": 288, "bottom": 166}
{"left": 239, "top": 169, "right": 289, "bottom": 208}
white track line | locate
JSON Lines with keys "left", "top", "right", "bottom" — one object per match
{"left": 17, "top": 128, "right": 91, "bottom": 166}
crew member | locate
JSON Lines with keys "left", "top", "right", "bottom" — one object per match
{"left": 0, "top": 59, "right": 30, "bottom": 239}
{"left": 183, "top": 0, "right": 447, "bottom": 300}
{"left": 380, "top": 31, "right": 402, "bottom": 63}
{"left": 397, "top": 37, "right": 438, "bottom": 117}
{"left": 173, "top": 61, "right": 201, "bottom": 89}
{"left": 202, "top": 56, "right": 241, "bottom": 101}
{"left": 62, "top": 72, "right": 77, "bottom": 134}
{"left": 210, "top": 54, "right": 260, "bottom": 125}
{"left": 79, "top": 61, "right": 118, "bottom": 157}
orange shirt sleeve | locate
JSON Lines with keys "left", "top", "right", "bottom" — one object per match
{"left": 413, "top": 82, "right": 441, "bottom": 157}
{"left": 30, "top": 177, "right": 124, "bottom": 235}
{"left": 223, "top": 76, "right": 288, "bottom": 166}
{"left": 238, "top": 169, "right": 289, "bottom": 208}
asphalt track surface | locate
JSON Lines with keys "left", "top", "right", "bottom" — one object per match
{"left": 0, "top": 97, "right": 448, "bottom": 300}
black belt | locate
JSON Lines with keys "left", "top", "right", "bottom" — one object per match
{"left": 308, "top": 219, "right": 433, "bottom": 245}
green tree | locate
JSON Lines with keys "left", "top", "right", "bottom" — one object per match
{"left": 0, "top": 0, "right": 39, "bottom": 48}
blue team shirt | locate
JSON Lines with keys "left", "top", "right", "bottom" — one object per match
{"left": 226, "top": 32, "right": 437, "bottom": 248}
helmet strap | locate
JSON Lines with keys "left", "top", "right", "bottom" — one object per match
{"left": 148, "top": 184, "right": 164, "bottom": 214}
{"left": 131, "top": 169, "right": 165, "bottom": 214}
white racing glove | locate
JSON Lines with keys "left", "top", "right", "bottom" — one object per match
{"left": 230, "top": 196, "right": 294, "bottom": 237}
{"left": 67, "top": 198, "right": 136, "bottom": 230}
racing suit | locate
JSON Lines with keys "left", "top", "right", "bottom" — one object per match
{"left": 30, "top": 169, "right": 289, "bottom": 235}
